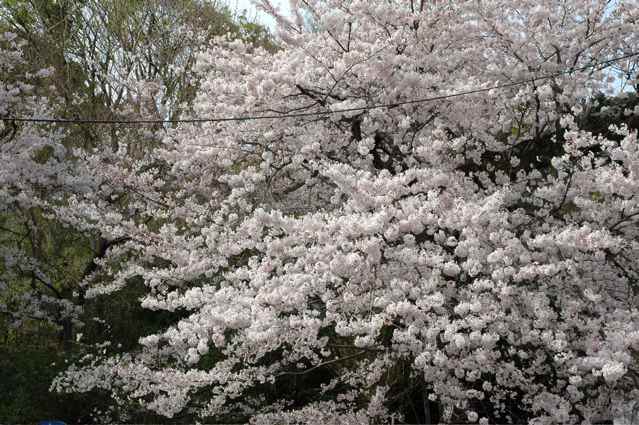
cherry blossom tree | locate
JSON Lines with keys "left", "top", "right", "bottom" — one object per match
{"left": 41, "top": 0, "right": 639, "bottom": 423}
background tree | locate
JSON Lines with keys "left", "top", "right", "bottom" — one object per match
{"left": 0, "top": 1, "right": 272, "bottom": 422}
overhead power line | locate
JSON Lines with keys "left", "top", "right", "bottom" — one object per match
{"left": 1, "top": 51, "right": 637, "bottom": 126}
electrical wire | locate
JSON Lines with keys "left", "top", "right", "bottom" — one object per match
{"left": 1, "top": 51, "right": 637, "bottom": 126}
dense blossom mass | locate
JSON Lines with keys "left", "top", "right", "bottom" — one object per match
{"left": 3, "top": 0, "right": 639, "bottom": 424}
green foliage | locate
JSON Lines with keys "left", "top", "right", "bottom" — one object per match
{"left": 0, "top": 344, "right": 106, "bottom": 423}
